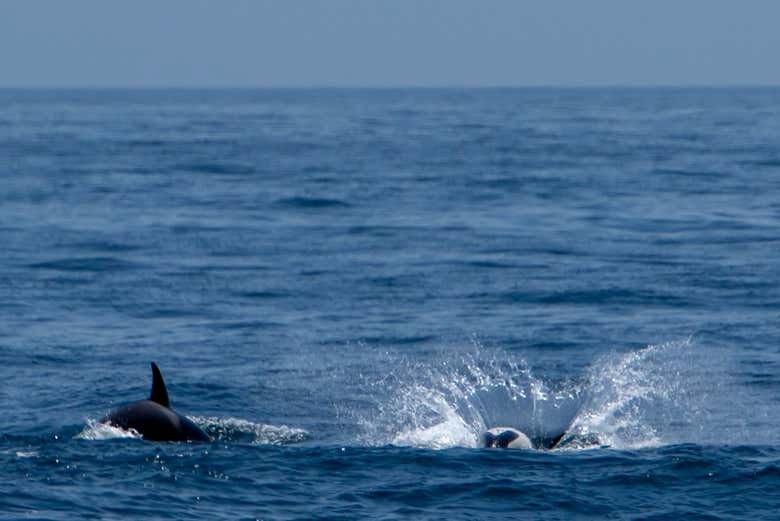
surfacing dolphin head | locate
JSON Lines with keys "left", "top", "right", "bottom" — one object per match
{"left": 101, "top": 362, "right": 209, "bottom": 442}
{"left": 482, "top": 426, "right": 568, "bottom": 450}
{"left": 481, "top": 427, "right": 532, "bottom": 449}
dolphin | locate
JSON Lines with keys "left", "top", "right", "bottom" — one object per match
{"left": 482, "top": 427, "right": 567, "bottom": 450}
{"left": 101, "top": 362, "right": 209, "bottom": 442}
{"left": 482, "top": 427, "right": 533, "bottom": 449}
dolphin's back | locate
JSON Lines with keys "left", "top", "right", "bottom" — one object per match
{"left": 104, "top": 400, "right": 208, "bottom": 441}
{"left": 101, "top": 363, "right": 209, "bottom": 442}
{"left": 482, "top": 427, "right": 533, "bottom": 449}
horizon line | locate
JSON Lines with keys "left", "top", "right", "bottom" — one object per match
{"left": 1, "top": 83, "right": 780, "bottom": 90}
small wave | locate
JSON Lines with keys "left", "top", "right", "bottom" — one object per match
{"left": 176, "top": 161, "right": 255, "bottom": 176}
{"left": 0, "top": 449, "right": 40, "bottom": 458}
{"left": 15, "top": 450, "right": 39, "bottom": 458}
{"left": 234, "top": 290, "right": 291, "bottom": 300}
{"left": 28, "top": 256, "right": 140, "bottom": 273}
{"left": 741, "top": 158, "right": 780, "bottom": 168}
{"left": 499, "top": 288, "right": 688, "bottom": 307}
{"left": 275, "top": 196, "right": 351, "bottom": 209}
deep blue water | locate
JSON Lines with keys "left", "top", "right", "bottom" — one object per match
{"left": 1, "top": 88, "right": 779, "bottom": 519}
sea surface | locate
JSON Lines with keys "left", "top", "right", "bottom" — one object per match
{"left": 1, "top": 88, "right": 779, "bottom": 520}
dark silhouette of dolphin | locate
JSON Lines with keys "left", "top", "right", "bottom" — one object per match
{"left": 101, "top": 362, "right": 209, "bottom": 442}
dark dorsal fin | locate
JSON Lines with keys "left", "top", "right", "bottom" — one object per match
{"left": 149, "top": 362, "right": 170, "bottom": 407}
{"left": 546, "top": 431, "right": 567, "bottom": 450}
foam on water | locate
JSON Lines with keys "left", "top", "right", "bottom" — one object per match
{"left": 192, "top": 416, "right": 308, "bottom": 445}
{"left": 0, "top": 448, "right": 41, "bottom": 458}
{"left": 75, "top": 419, "right": 142, "bottom": 440}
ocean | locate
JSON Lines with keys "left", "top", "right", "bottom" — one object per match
{"left": 1, "top": 88, "right": 778, "bottom": 519}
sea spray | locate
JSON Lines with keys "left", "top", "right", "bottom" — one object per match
{"left": 563, "top": 338, "right": 702, "bottom": 449}
{"left": 354, "top": 344, "right": 581, "bottom": 448}
{"left": 355, "top": 339, "right": 703, "bottom": 450}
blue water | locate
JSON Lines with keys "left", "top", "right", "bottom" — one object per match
{"left": 1, "top": 88, "right": 779, "bottom": 519}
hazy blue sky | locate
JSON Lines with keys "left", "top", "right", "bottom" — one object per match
{"left": 2, "top": 1, "right": 779, "bottom": 87}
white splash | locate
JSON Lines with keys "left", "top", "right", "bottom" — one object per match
{"left": 75, "top": 419, "right": 142, "bottom": 440}
{"left": 357, "top": 349, "right": 565, "bottom": 449}
{"left": 563, "top": 339, "right": 692, "bottom": 449}
{"left": 0, "top": 449, "right": 40, "bottom": 458}
{"left": 356, "top": 339, "right": 698, "bottom": 451}
{"left": 15, "top": 450, "right": 39, "bottom": 458}
{"left": 390, "top": 389, "right": 477, "bottom": 449}
{"left": 191, "top": 416, "right": 308, "bottom": 445}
